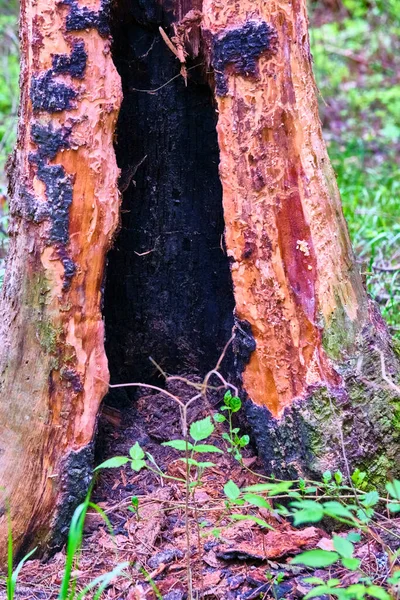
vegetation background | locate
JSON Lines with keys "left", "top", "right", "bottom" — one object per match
{"left": 0, "top": 0, "right": 399, "bottom": 337}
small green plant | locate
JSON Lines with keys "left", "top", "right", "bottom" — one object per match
{"left": 1, "top": 488, "right": 128, "bottom": 600}
{"left": 58, "top": 489, "right": 128, "bottom": 600}
{"left": 2, "top": 511, "right": 36, "bottom": 600}
{"left": 213, "top": 390, "right": 249, "bottom": 461}
{"left": 96, "top": 415, "right": 223, "bottom": 489}
{"left": 286, "top": 478, "right": 400, "bottom": 599}
{"left": 128, "top": 496, "right": 140, "bottom": 520}
{"left": 265, "top": 571, "right": 285, "bottom": 600}
{"left": 96, "top": 414, "right": 225, "bottom": 600}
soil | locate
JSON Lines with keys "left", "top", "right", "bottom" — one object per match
{"left": 0, "top": 377, "right": 394, "bottom": 600}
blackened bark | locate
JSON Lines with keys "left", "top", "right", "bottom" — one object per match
{"left": 104, "top": 0, "right": 235, "bottom": 399}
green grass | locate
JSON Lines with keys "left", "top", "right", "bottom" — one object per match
{"left": 310, "top": 0, "right": 400, "bottom": 339}
{"left": 333, "top": 145, "right": 400, "bottom": 337}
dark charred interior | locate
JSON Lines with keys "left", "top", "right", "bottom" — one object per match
{"left": 103, "top": 0, "right": 235, "bottom": 408}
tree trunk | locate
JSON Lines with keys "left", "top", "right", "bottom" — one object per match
{"left": 1, "top": 0, "right": 399, "bottom": 565}
{"left": 200, "top": 0, "right": 400, "bottom": 481}
{"left": 0, "top": 0, "right": 122, "bottom": 564}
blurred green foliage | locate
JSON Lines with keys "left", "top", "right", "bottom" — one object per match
{"left": 0, "top": 7, "right": 18, "bottom": 281}
{"left": 0, "top": 12, "right": 19, "bottom": 183}
{"left": 310, "top": 0, "right": 400, "bottom": 338}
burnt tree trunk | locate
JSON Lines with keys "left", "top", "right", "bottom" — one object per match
{"left": 0, "top": 0, "right": 122, "bottom": 564}
{"left": 0, "top": 0, "right": 400, "bottom": 564}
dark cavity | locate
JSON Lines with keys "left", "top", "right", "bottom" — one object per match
{"left": 103, "top": 0, "right": 236, "bottom": 407}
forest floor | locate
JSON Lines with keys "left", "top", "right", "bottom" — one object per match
{"left": 1, "top": 381, "right": 399, "bottom": 600}
{"left": 0, "top": 1, "right": 399, "bottom": 598}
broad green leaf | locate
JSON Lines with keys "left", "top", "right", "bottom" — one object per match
{"left": 239, "top": 435, "right": 250, "bottom": 447}
{"left": 243, "top": 494, "right": 271, "bottom": 509}
{"left": 190, "top": 417, "right": 214, "bottom": 441}
{"left": 303, "top": 577, "right": 325, "bottom": 585}
{"left": 131, "top": 459, "right": 146, "bottom": 472}
{"left": 304, "top": 586, "right": 333, "bottom": 599}
{"left": 162, "top": 439, "right": 193, "bottom": 451}
{"left": 388, "top": 571, "right": 400, "bottom": 584}
{"left": 356, "top": 507, "right": 374, "bottom": 523}
{"left": 194, "top": 444, "right": 223, "bottom": 453}
{"left": 327, "top": 579, "right": 341, "bottom": 587}
{"left": 334, "top": 471, "right": 343, "bottom": 485}
{"left": 244, "top": 481, "right": 293, "bottom": 495}
{"left": 361, "top": 490, "right": 379, "bottom": 508}
{"left": 226, "top": 395, "right": 242, "bottom": 412}
{"left": 386, "top": 479, "right": 400, "bottom": 500}
{"left": 345, "top": 584, "right": 366, "bottom": 597}
{"left": 291, "top": 500, "right": 324, "bottom": 525}
{"left": 224, "top": 479, "right": 241, "bottom": 501}
{"left": 388, "top": 502, "right": 400, "bottom": 513}
{"left": 288, "top": 491, "right": 302, "bottom": 500}
{"left": 213, "top": 413, "right": 226, "bottom": 423}
{"left": 333, "top": 535, "right": 354, "bottom": 558}
{"left": 229, "top": 514, "right": 273, "bottom": 529}
{"left": 323, "top": 470, "right": 332, "bottom": 483}
{"left": 323, "top": 501, "right": 355, "bottom": 520}
{"left": 341, "top": 557, "right": 361, "bottom": 571}
{"left": 94, "top": 456, "right": 129, "bottom": 471}
{"left": 366, "top": 586, "right": 391, "bottom": 600}
{"left": 129, "top": 442, "right": 145, "bottom": 460}
{"left": 347, "top": 532, "right": 361, "bottom": 543}
{"left": 352, "top": 469, "right": 367, "bottom": 487}
{"left": 291, "top": 549, "right": 339, "bottom": 568}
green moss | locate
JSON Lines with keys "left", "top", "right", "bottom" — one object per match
{"left": 392, "top": 406, "right": 400, "bottom": 431}
{"left": 359, "top": 454, "right": 394, "bottom": 489}
{"left": 38, "top": 319, "right": 62, "bottom": 355}
{"left": 322, "top": 299, "right": 357, "bottom": 361}
{"left": 297, "top": 387, "right": 341, "bottom": 473}
{"left": 393, "top": 338, "right": 400, "bottom": 359}
{"left": 26, "top": 272, "right": 52, "bottom": 308}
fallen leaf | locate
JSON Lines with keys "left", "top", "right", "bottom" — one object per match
{"left": 317, "top": 537, "right": 335, "bottom": 551}
{"left": 203, "top": 570, "right": 222, "bottom": 588}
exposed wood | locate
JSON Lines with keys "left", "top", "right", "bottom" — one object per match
{"left": 0, "top": 0, "right": 122, "bottom": 563}
{"left": 202, "top": 0, "right": 366, "bottom": 415}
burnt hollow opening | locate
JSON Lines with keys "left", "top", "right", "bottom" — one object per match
{"left": 102, "top": 0, "right": 236, "bottom": 411}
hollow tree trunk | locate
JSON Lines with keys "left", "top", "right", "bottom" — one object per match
{"left": 0, "top": 0, "right": 121, "bottom": 564}
{"left": 1, "top": 0, "right": 400, "bottom": 566}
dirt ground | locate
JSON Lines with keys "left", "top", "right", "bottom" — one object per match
{"left": 0, "top": 379, "right": 394, "bottom": 600}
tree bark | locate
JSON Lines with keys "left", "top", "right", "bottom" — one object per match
{"left": 0, "top": 0, "right": 121, "bottom": 564}
{"left": 201, "top": 0, "right": 400, "bottom": 481}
